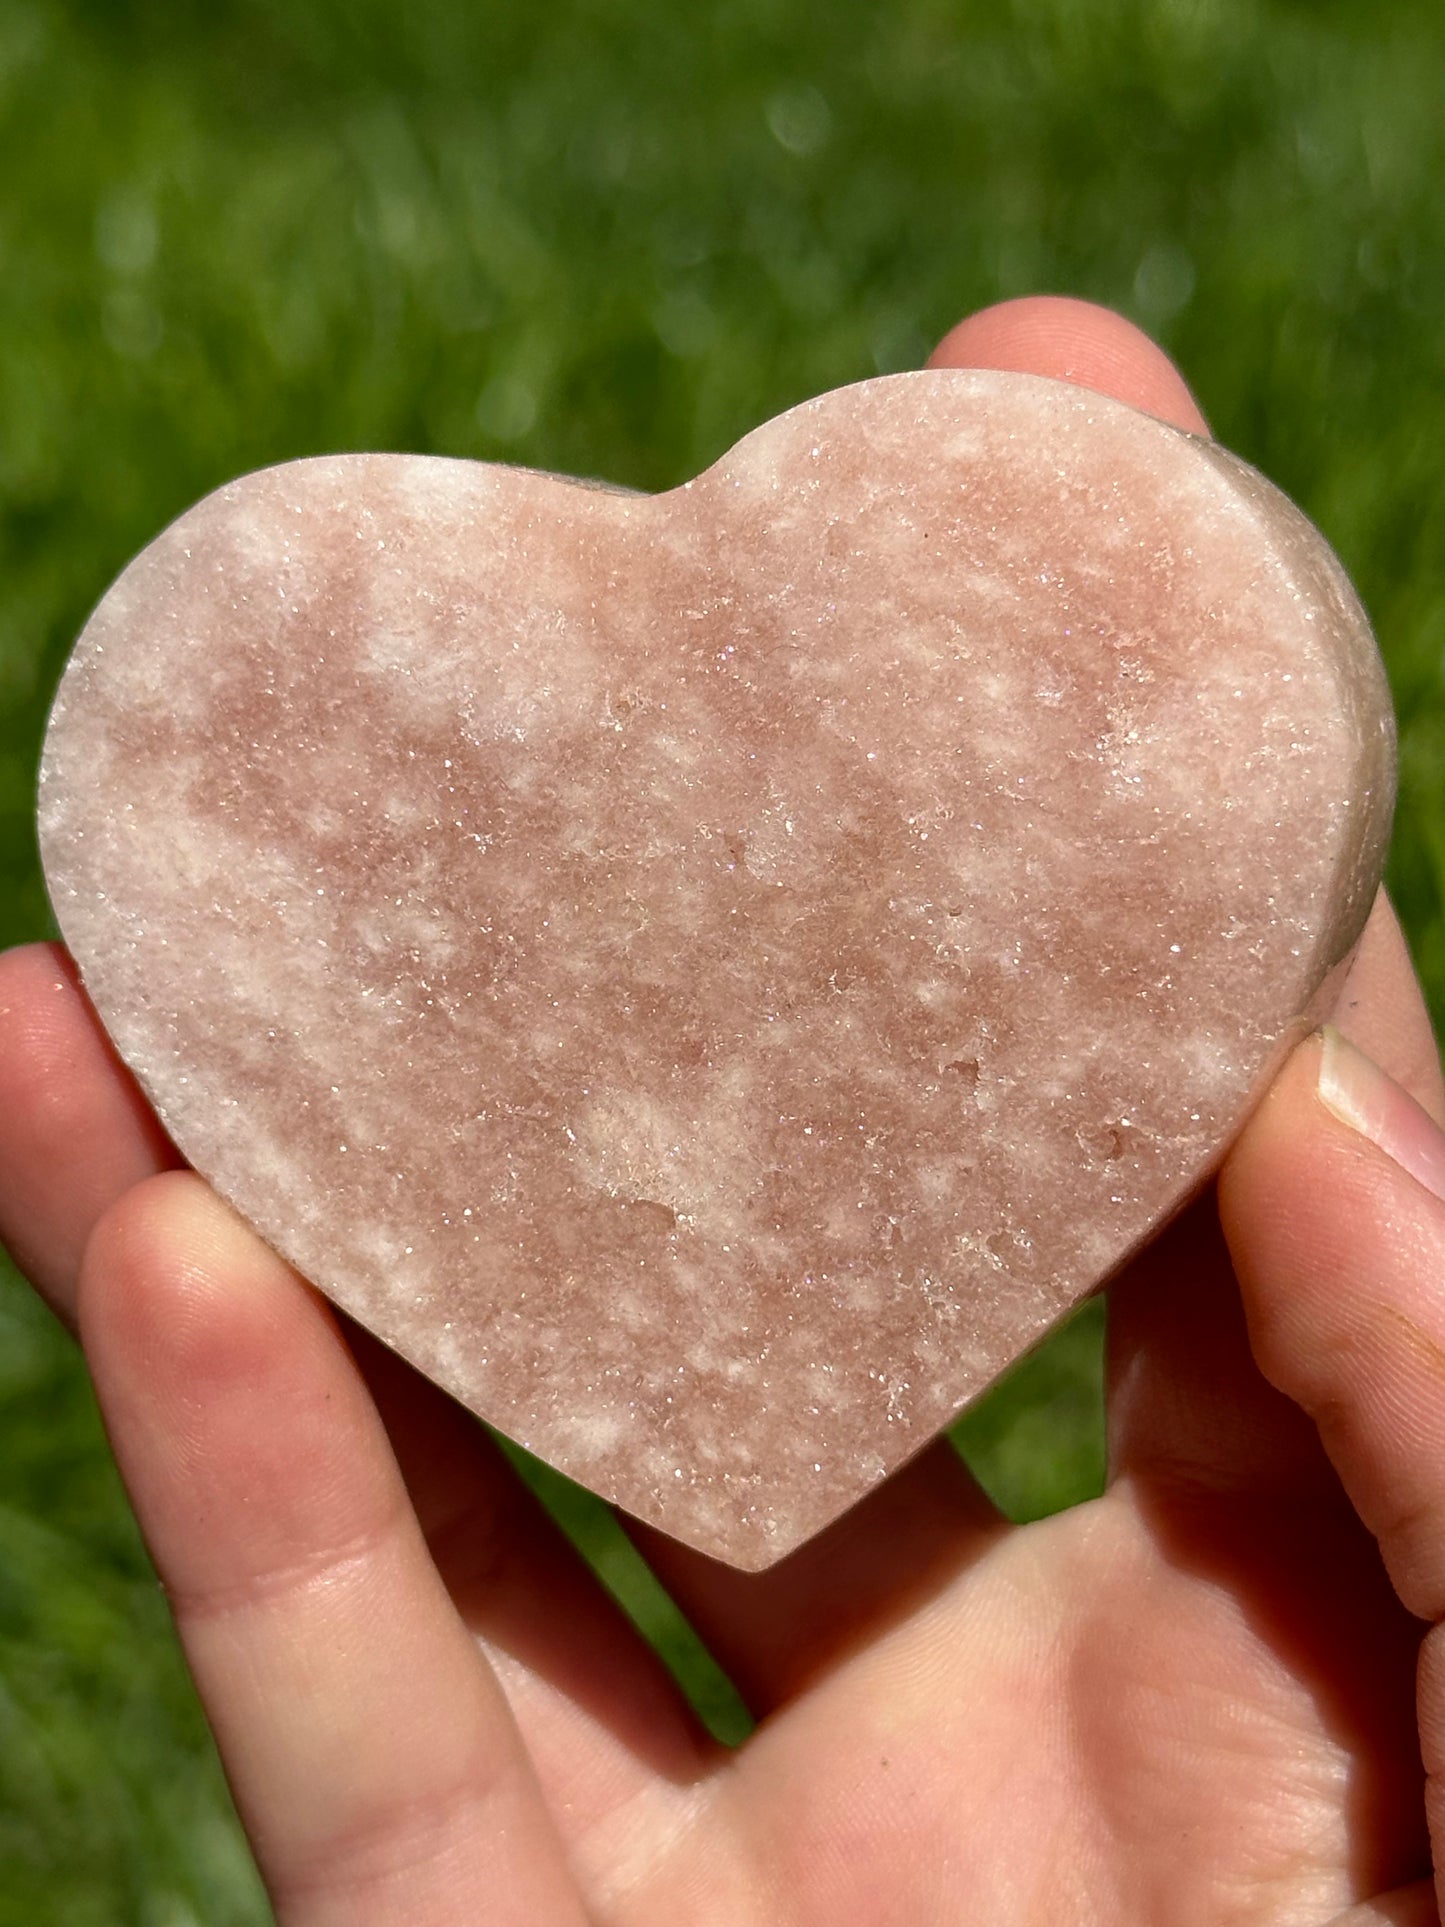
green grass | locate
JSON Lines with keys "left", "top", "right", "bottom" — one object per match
{"left": 2, "top": 0, "right": 1444, "bottom": 1914}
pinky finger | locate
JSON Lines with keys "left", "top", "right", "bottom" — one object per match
{"left": 80, "top": 1171, "right": 589, "bottom": 1927}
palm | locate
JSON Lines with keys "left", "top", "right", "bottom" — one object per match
{"left": 694, "top": 1503, "right": 1413, "bottom": 1926}
{"left": 357, "top": 1202, "right": 1424, "bottom": 1926}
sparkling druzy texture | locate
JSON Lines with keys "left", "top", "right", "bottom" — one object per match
{"left": 39, "top": 371, "right": 1394, "bottom": 1568}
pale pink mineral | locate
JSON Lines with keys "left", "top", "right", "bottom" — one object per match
{"left": 38, "top": 371, "right": 1394, "bottom": 1568}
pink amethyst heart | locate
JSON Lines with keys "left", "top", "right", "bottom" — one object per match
{"left": 38, "top": 370, "right": 1394, "bottom": 1569}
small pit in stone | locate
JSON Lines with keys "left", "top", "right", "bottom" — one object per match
{"left": 942, "top": 1055, "right": 981, "bottom": 1090}
{"left": 1076, "top": 1121, "right": 1132, "bottom": 1164}
{"left": 623, "top": 1198, "right": 679, "bottom": 1234}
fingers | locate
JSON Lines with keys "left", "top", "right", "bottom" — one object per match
{"left": 80, "top": 1171, "right": 591, "bottom": 1927}
{"left": 1220, "top": 1030, "right": 1445, "bottom": 1918}
{"left": 0, "top": 942, "right": 179, "bottom": 1324}
{"left": 928, "top": 293, "right": 1210, "bottom": 432}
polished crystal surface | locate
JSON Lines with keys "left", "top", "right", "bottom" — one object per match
{"left": 38, "top": 370, "right": 1395, "bottom": 1567}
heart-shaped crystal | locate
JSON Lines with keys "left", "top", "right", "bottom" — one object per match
{"left": 38, "top": 370, "right": 1394, "bottom": 1568}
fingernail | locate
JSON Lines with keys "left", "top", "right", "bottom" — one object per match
{"left": 1317, "top": 1025, "right": 1445, "bottom": 1204}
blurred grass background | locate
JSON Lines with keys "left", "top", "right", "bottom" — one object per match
{"left": 2, "top": 0, "right": 1444, "bottom": 1917}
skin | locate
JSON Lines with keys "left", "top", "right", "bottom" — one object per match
{"left": 2, "top": 295, "right": 1444, "bottom": 1925}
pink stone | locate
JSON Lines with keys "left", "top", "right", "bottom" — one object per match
{"left": 38, "top": 371, "right": 1394, "bottom": 1569}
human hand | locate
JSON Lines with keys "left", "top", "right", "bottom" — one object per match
{"left": 4, "top": 297, "right": 1443, "bottom": 1926}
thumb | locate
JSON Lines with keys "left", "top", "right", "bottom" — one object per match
{"left": 1220, "top": 1026, "right": 1445, "bottom": 1896}
{"left": 1221, "top": 1026, "right": 1445, "bottom": 1623}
